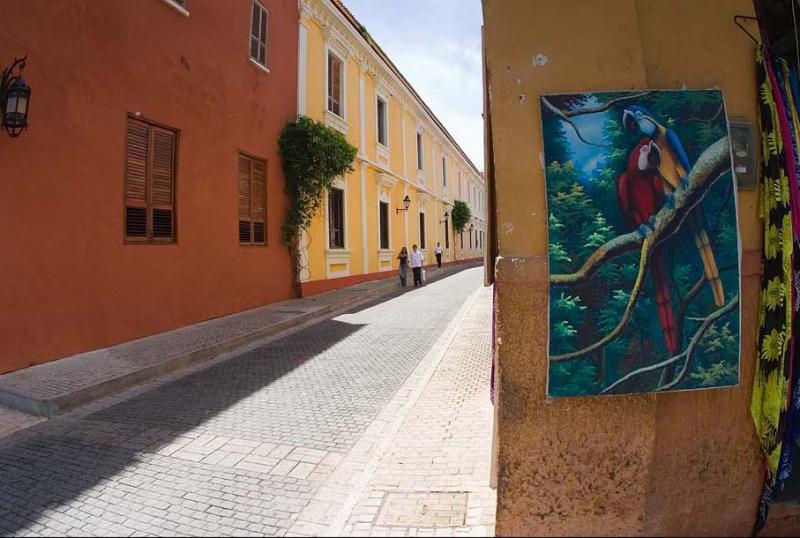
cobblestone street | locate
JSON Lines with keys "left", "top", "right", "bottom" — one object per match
{"left": 0, "top": 267, "right": 495, "bottom": 537}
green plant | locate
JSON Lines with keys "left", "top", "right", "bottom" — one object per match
{"left": 358, "top": 24, "right": 372, "bottom": 43}
{"left": 451, "top": 200, "right": 471, "bottom": 233}
{"left": 278, "top": 116, "right": 357, "bottom": 295}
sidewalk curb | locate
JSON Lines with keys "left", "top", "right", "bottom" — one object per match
{"left": 0, "top": 262, "right": 481, "bottom": 418}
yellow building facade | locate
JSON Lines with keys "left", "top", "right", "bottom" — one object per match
{"left": 297, "top": 0, "right": 486, "bottom": 295}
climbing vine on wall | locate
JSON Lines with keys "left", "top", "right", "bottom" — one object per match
{"left": 451, "top": 200, "right": 471, "bottom": 233}
{"left": 278, "top": 116, "right": 357, "bottom": 296}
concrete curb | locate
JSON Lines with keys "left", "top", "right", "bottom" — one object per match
{"left": 0, "top": 262, "right": 481, "bottom": 417}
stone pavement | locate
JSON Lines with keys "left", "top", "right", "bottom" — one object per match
{"left": 0, "top": 261, "right": 479, "bottom": 417}
{"left": 287, "top": 283, "right": 495, "bottom": 537}
{"left": 0, "top": 267, "right": 495, "bottom": 537}
{"left": 0, "top": 405, "right": 42, "bottom": 439}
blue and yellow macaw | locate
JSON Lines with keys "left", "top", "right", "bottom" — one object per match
{"left": 622, "top": 105, "right": 725, "bottom": 307}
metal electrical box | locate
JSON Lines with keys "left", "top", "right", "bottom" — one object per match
{"left": 728, "top": 117, "right": 758, "bottom": 190}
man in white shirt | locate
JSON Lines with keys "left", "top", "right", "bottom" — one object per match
{"left": 434, "top": 242, "right": 443, "bottom": 268}
{"left": 409, "top": 244, "right": 425, "bottom": 287}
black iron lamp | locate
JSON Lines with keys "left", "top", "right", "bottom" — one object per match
{"left": 1, "top": 56, "right": 31, "bottom": 138}
{"left": 441, "top": 211, "right": 449, "bottom": 223}
{"left": 469, "top": 223, "right": 474, "bottom": 232}
{"left": 396, "top": 195, "right": 411, "bottom": 214}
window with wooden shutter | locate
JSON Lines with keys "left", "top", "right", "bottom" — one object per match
{"left": 419, "top": 212, "right": 426, "bottom": 249}
{"left": 124, "top": 116, "right": 177, "bottom": 243}
{"left": 377, "top": 97, "right": 387, "bottom": 146}
{"left": 379, "top": 201, "right": 389, "bottom": 250}
{"left": 238, "top": 153, "right": 267, "bottom": 246}
{"left": 327, "top": 53, "right": 343, "bottom": 117}
{"left": 328, "top": 188, "right": 344, "bottom": 249}
{"left": 416, "top": 133, "right": 423, "bottom": 171}
{"left": 250, "top": 1, "right": 268, "bottom": 67}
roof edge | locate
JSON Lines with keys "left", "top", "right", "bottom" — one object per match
{"left": 329, "top": 0, "right": 482, "bottom": 177}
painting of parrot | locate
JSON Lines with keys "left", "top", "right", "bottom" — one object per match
{"left": 616, "top": 138, "right": 678, "bottom": 355}
{"left": 541, "top": 88, "right": 740, "bottom": 397}
{"left": 622, "top": 104, "right": 726, "bottom": 307}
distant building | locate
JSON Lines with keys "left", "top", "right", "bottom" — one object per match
{"left": 0, "top": 0, "right": 298, "bottom": 373}
{"left": 296, "top": 0, "right": 486, "bottom": 296}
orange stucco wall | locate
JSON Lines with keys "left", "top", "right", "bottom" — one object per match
{"left": 0, "top": 0, "right": 298, "bottom": 373}
{"left": 484, "top": 0, "right": 767, "bottom": 535}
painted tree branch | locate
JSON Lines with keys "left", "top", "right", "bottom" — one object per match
{"left": 678, "top": 262, "right": 738, "bottom": 318}
{"left": 560, "top": 92, "right": 652, "bottom": 117}
{"left": 549, "top": 137, "right": 732, "bottom": 362}
{"left": 599, "top": 295, "right": 739, "bottom": 394}
{"left": 658, "top": 295, "right": 740, "bottom": 391}
{"left": 550, "top": 136, "right": 732, "bottom": 286}
{"left": 541, "top": 92, "right": 652, "bottom": 147}
{"left": 540, "top": 97, "right": 609, "bottom": 147}
{"left": 551, "top": 237, "right": 652, "bottom": 362}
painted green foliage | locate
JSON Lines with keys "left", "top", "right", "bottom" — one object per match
{"left": 542, "top": 90, "right": 740, "bottom": 397}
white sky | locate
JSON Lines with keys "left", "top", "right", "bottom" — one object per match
{"left": 343, "top": 0, "right": 485, "bottom": 171}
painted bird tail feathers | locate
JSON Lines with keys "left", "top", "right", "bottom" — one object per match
{"left": 687, "top": 211, "right": 725, "bottom": 307}
{"left": 651, "top": 249, "right": 679, "bottom": 355}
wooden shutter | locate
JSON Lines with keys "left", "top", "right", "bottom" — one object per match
{"left": 238, "top": 153, "right": 266, "bottom": 245}
{"left": 124, "top": 117, "right": 177, "bottom": 242}
{"left": 251, "top": 159, "right": 266, "bottom": 244}
{"left": 124, "top": 119, "right": 149, "bottom": 238}
{"left": 238, "top": 154, "right": 252, "bottom": 243}
{"left": 151, "top": 127, "right": 176, "bottom": 240}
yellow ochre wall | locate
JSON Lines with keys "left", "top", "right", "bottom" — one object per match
{"left": 298, "top": 0, "right": 487, "bottom": 296}
{"left": 484, "top": 0, "right": 766, "bottom": 535}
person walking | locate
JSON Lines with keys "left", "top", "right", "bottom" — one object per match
{"left": 397, "top": 246, "right": 409, "bottom": 288}
{"left": 409, "top": 244, "right": 425, "bottom": 287}
{"left": 434, "top": 242, "right": 443, "bottom": 268}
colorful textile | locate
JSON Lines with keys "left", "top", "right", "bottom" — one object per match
{"left": 773, "top": 59, "right": 800, "bottom": 494}
{"left": 753, "top": 46, "right": 795, "bottom": 530}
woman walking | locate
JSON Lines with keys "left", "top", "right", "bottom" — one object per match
{"left": 397, "top": 247, "right": 409, "bottom": 287}
{"left": 434, "top": 242, "right": 443, "bottom": 268}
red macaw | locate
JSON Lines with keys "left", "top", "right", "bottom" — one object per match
{"left": 617, "top": 138, "right": 679, "bottom": 355}
{"left": 623, "top": 105, "right": 725, "bottom": 307}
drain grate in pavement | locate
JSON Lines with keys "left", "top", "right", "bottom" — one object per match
{"left": 375, "top": 492, "right": 468, "bottom": 528}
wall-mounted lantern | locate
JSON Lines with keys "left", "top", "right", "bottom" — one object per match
{"left": 469, "top": 223, "right": 474, "bottom": 232}
{"left": 441, "top": 211, "right": 449, "bottom": 223}
{"left": 396, "top": 195, "right": 411, "bottom": 214}
{"left": 1, "top": 56, "right": 31, "bottom": 138}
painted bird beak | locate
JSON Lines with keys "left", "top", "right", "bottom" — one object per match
{"left": 648, "top": 142, "right": 661, "bottom": 168}
{"left": 623, "top": 109, "right": 638, "bottom": 132}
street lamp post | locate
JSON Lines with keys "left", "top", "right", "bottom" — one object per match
{"left": 396, "top": 195, "right": 411, "bottom": 214}
{"left": 1, "top": 56, "right": 31, "bottom": 138}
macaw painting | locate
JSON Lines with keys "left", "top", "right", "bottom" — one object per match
{"left": 542, "top": 89, "right": 741, "bottom": 397}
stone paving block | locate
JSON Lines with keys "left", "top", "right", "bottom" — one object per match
{"left": 251, "top": 442, "right": 278, "bottom": 457}
{"left": 269, "top": 445, "right": 294, "bottom": 459}
{"left": 289, "top": 462, "right": 316, "bottom": 480}
{"left": 0, "top": 268, "right": 487, "bottom": 537}
{"left": 270, "top": 459, "right": 299, "bottom": 477}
